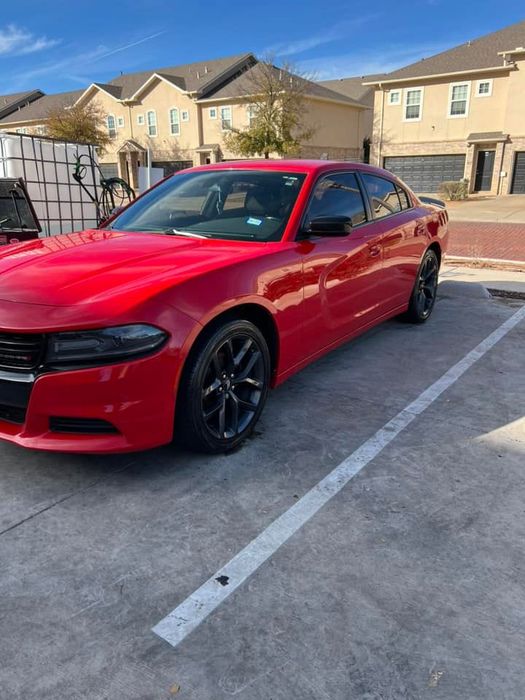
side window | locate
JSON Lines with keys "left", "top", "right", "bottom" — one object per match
{"left": 305, "top": 172, "right": 367, "bottom": 228}
{"left": 395, "top": 184, "right": 411, "bottom": 210}
{"left": 362, "top": 174, "right": 401, "bottom": 219}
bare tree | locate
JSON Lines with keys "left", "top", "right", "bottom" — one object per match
{"left": 45, "top": 101, "right": 111, "bottom": 151}
{"left": 224, "top": 58, "right": 316, "bottom": 159}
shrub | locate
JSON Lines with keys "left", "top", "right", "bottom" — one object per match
{"left": 438, "top": 179, "right": 469, "bottom": 200}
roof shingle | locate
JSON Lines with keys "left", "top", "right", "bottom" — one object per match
{"left": 318, "top": 76, "right": 375, "bottom": 106}
{"left": 366, "top": 19, "right": 525, "bottom": 83}
{"left": 0, "top": 90, "right": 44, "bottom": 120}
{"left": 201, "top": 63, "right": 369, "bottom": 107}
{"left": 106, "top": 53, "right": 254, "bottom": 99}
{"left": 0, "top": 90, "right": 83, "bottom": 124}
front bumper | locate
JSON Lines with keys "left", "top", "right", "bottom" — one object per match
{"left": 0, "top": 346, "right": 180, "bottom": 453}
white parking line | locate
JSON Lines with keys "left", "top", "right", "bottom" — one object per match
{"left": 153, "top": 304, "right": 525, "bottom": 648}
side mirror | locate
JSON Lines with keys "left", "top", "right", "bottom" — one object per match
{"left": 307, "top": 216, "right": 352, "bottom": 237}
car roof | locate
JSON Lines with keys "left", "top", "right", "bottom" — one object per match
{"left": 185, "top": 159, "right": 393, "bottom": 178}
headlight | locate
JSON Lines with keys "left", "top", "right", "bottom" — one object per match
{"left": 46, "top": 324, "right": 168, "bottom": 366}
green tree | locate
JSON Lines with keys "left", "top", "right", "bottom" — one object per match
{"left": 45, "top": 101, "right": 111, "bottom": 151}
{"left": 224, "top": 59, "right": 315, "bottom": 159}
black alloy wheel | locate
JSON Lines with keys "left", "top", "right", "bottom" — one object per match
{"left": 177, "top": 320, "right": 270, "bottom": 453}
{"left": 405, "top": 249, "right": 439, "bottom": 323}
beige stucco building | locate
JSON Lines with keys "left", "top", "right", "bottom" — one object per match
{"left": 365, "top": 20, "right": 525, "bottom": 195}
{"left": 0, "top": 53, "right": 370, "bottom": 190}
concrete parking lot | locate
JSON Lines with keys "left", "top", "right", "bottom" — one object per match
{"left": 1, "top": 281, "right": 524, "bottom": 699}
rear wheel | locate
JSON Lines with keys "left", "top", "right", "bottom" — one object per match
{"left": 404, "top": 249, "right": 439, "bottom": 323}
{"left": 176, "top": 320, "right": 270, "bottom": 453}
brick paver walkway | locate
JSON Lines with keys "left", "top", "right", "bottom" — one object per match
{"left": 448, "top": 221, "right": 525, "bottom": 262}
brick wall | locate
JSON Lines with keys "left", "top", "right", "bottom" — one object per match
{"left": 299, "top": 144, "right": 362, "bottom": 161}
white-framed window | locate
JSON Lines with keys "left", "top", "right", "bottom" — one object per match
{"left": 448, "top": 82, "right": 470, "bottom": 117}
{"left": 388, "top": 90, "right": 401, "bottom": 105}
{"left": 146, "top": 110, "right": 157, "bottom": 136}
{"left": 476, "top": 79, "right": 493, "bottom": 97}
{"left": 181, "top": 110, "right": 189, "bottom": 122}
{"left": 117, "top": 116, "right": 125, "bottom": 128}
{"left": 169, "top": 107, "right": 180, "bottom": 136}
{"left": 137, "top": 114, "right": 145, "bottom": 125}
{"left": 209, "top": 107, "right": 217, "bottom": 119}
{"left": 403, "top": 88, "right": 423, "bottom": 121}
{"left": 246, "top": 104, "right": 257, "bottom": 126}
{"left": 220, "top": 105, "right": 232, "bottom": 130}
{"left": 107, "top": 114, "right": 117, "bottom": 138}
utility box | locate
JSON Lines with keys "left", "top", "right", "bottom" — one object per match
{"left": 0, "top": 133, "right": 100, "bottom": 240}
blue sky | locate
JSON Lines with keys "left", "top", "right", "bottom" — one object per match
{"left": 1, "top": 0, "right": 524, "bottom": 94}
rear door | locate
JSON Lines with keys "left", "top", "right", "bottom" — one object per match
{"left": 360, "top": 173, "right": 426, "bottom": 310}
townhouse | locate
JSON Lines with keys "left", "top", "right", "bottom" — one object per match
{"left": 363, "top": 19, "right": 525, "bottom": 195}
{"left": 0, "top": 54, "right": 370, "bottom": 189}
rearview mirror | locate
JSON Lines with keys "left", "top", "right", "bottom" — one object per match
{"left": 307, "top": 216, "right": 352, "bottom": 237}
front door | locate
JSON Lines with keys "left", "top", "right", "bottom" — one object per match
{"left": 474, "top": 150, "right": 495, "bottom": 191}
{"left": 298, "top": 171, "right": 385, "bottom": 355}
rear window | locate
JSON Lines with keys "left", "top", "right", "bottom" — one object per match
{"left": 396, "top": 184, "right": 411, "bottom": 210}
{"left": 361, "top": 174, "right": 402, "bottom": 219}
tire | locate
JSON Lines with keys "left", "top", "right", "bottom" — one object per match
{"left": 176, "top": 320, "right": 271, "bottom": 453}
{"left": 404, "top": 249, "right": 439, "bottom": 324}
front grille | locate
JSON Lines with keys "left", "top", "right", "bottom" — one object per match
{"left": 0, "top": 332, "right": 45, "bottom": 371}
{"left": 0, "top": 404, "right": 26, "bottom": 424}
{"left": 49, "top": 417, "right": 119, "bottom": 434}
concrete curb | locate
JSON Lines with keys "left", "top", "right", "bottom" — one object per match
{"left": 444, "top": 255, "right": 525, "bottom": 272}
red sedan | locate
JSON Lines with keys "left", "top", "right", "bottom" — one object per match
{"left": 0, "top": 160, "right": 448, "bottom": 453}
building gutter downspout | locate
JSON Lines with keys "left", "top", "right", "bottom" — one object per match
{"left": 377, "top": 82, "right": 385, "bottom": 167}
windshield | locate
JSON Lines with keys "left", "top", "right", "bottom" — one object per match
{"left": 109, "top": 169, "right": 306, "bottom": 242}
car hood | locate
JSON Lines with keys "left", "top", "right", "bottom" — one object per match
{"left": 0, "top": 230, "right": 268, "bottom": 310}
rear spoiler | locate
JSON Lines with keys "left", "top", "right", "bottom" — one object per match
{"left": 419, "top": 195, "right": 446, "bottom": 209}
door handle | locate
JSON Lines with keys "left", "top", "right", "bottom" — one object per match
{"left": 368, "top": 244, "right": 381, "bottom": 257}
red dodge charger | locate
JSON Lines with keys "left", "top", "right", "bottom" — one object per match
{"left": 0, "top": 160, "right": 448, "bottom": 453}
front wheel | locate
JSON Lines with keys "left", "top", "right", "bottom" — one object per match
{"left": 404, "top": 249, "right": 439, "bottom": 323}
{"left": 176, "top": 320, "right": 271, "bottom": 453}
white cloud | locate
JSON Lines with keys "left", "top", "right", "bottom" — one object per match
{"left": 3, "top": 31, "right": 166, "bottom": 91}
{"left": 297, "top": 41, "right": 458, "bottom": 80}
{"left": 264, "top": 16, "right": 380, "bottom": 58}
{"left": 0, "top": 24, "right": 59, "bottom": 57}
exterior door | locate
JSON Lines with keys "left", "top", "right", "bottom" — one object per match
{"left": 298, "top": 171, "right": 385, "bottom": 354}
{"left": 474, "top": 150, "right": 495, "bottom": 191}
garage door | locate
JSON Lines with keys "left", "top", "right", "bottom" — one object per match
{"left": 98, "top": 163, "right": 119, "bottom": 180}
{"left": 384, "top": 155, "right": 466, "bottom": 193}
{"left": 510, "top": 152, "right": 525, "bottom": 194}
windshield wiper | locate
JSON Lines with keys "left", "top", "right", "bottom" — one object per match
{"left": 164, "top": 228, "right": 209, "bottom": 239}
